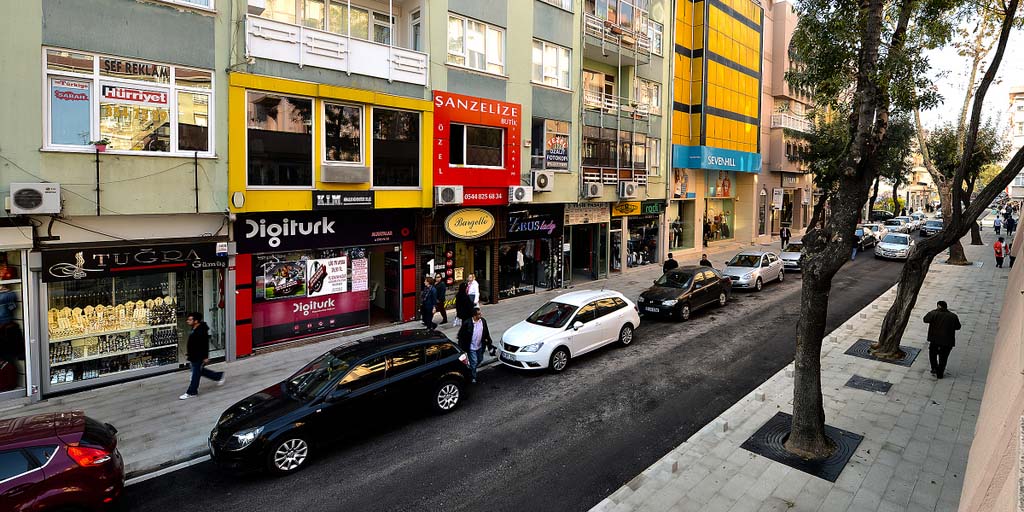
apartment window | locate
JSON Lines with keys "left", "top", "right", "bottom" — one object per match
{"left": 587, "top": 0, "right": 649, "bottom": 32}
{"left": 450, "top": 124, "right": 504, "bottom": 167}
{"left": 410, "top": 10, "right": 423, "bottom": 51}
{"left": 263, "top": 0, "right": 397, "bottom": 42}
{"left": 532, "top": 40, "right": 572, "bottom": 90}
{"left": 372, "top": 108, "right": 420, "bottom": 187}
{"left": 372, "top": 12, "right": 395, "bottom": 44}
{"left": 328, "top": 2, "right": 370, "bottom": 38}
{"left": 531, "top": 118, "right": 570, "bottom": 170}
{"left": 45, "top": 48, "right": 213, "bottom": 155}
{"left": 324, "top": 102, "right": 362, "bottom": 163}
{"left": 247, "top": 91, "right": 313, "bottom": 187}
{"left": 163, "top": 0, "right": 213, "bottom": 8}
{"left": 584, "top": 127, "right": 642, "bottom": 168}
{"left": 539, "top": 0, "right": 573, "bottom": 9}
{"left": 648, "top": 138, "right": 660, "bottom": 176}
{"left": 647, "top": 20, "right": 663, "bottom": 56}
{"left": 634, "top": 78, "right": 661, "bottom": 115}
{"left": 1017, "top": 122, "right": 1024, "bottom": 136}
{"left": 583, "top": 70, "right": 616, "bottom": 108}
{"left": 447, "top": 14, "right": 505, "bottom": 75}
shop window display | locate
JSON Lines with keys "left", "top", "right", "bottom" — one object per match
{"left": 498, "top": 242, "right": 536, "bottom": 298}
{"left": 0, "top": 252, "right": 25, "bottom": 393}
{"left": 627, "top": 217, "right": 659, "bottom": 267}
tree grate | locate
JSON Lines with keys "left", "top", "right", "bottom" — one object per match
{"left": 844, "top": 338, "right": 920, "bottom": 367}
{"left": 844, "top": 374, "right": 893, "bottom": 394}
{"left": 740, "top": 412, "right": 863, "bottom": 482}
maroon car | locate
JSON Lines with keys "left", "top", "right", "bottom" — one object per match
{"left": 0, "top": 411, "right": 123, "bottom": 511}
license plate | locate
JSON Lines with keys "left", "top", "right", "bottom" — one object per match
{"left": 501, "top": 352, "right": 518, "bottom": 362}
{"left": 644, "top": 306, "right": 659, "bottom": 313}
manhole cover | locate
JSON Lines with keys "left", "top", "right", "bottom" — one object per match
{"left": 844, "top": 338, "right": 920, "bottom": 367}
{"left": 740, "top": 412, "right": 863, "bottom": 482}
{"left": 845, "top": 375, "right": 892, "bottom": 394}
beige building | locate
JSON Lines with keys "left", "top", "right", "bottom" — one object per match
{"left": 1007, "top": 86, "right": 1024, "bottom": 199}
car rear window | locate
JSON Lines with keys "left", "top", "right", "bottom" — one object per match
{"left": 25, "top": 445, "right": 58, "bottom": 466}
{"left": 81, "top": 417, "right": 116, "bottom": 449}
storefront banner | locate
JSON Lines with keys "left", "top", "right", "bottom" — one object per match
{"left": 100, "top": 84, "right": 168, "bottom": 106}
{"left": 565, "top": 203, "right": 611, "bottom": 225}
{"left": 50, "top": 79, "right": 91, "bottom": 146}
{"left": 306, "top": 256, "right": 348, "bottom": 297}
{"left": 641, "top": 201, "right": 666, "bottom": 215}
{"left": 351, "top": 258, "right": 368, "bottom": 292}
{"left": 672, "top": 145, "right": 762, "bottom": 173}
{"left": 252, "top": 291, "right": 369, "bottom": 347}
{"left": 772, "top": 188, "right": 784, "bottom": 210}
{"left": 312, "top": 190, "right": 374, "bottom": 210}
{"left": 42, "top": 242, "right": 226, "bottom": 282}
{"left": 783, "top": 174, "right": 799, "bottom": 187}
{"left": 611, "top": 202, "right": 642, "bottom": 217}
{"left": 707, "top": 171, "right": 735, "bottom": 198}
{"left": 508, "top": 205, "right": 563, "bottom": 240}
{"left": 445, "top": 208, "right": 496, "bottom": 239}
{"left": 234, "top": 210, "right": 412, "bottom": 253}
{"left": 672, "top": 168, "right": 695, "bottom": 199}
{"left": 545, "top": 133, "right": 569, "bottom": 169}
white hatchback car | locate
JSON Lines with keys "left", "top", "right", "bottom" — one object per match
{"left": 498, "top": 290, "right": 641, "bottom": 373}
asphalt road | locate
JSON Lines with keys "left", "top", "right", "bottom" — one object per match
{"left": 123, "top": 252, "right": 905, "bottom": 512}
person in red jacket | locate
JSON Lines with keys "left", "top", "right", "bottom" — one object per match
{"left": 994, "top": 237, "right": 1006, "bottom": 268}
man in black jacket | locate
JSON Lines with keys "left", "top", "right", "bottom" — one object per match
{"left": 457, "top": 309, "right": 495, "bottom": 383}
{"left": 923, "top": 301, "right": 961, "bottom": 379}
{"left": 179, "top": 312, "right": 225, "bottom": 399}
{"left": 663, "top": 253, "right": 679, "bottom": 273}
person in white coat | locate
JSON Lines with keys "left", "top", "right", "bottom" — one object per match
{"left": 467, "top": 273, "right": 481, "bottom": 308}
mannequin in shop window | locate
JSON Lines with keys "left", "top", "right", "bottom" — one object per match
{"left": 0, "top": 285, "right": 23, "bottom": 392}
{"left": 721, "top": 211, "right": 731, "bottom": 239}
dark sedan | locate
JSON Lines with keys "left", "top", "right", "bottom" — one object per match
{"left": 636, "top": 266, "right": 731, "bottom": 321}
{"left": 209, "top": 330, "right": 471, "bottom": 475}
{"left": 855, "top": 227, "right": 878, "bottom": 250}
{"left": 921, "top": 219, "right": 943, "bottom": 236}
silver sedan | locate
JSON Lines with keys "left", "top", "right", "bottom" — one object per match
{"left": 720, "top": 251, "right": 785, "bottom": 292}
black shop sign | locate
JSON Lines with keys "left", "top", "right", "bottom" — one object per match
{"left": 42, "top": 242, "right": 226, "bottom": 282}
{"left": 507, "top": 205, "right": 563, "bottom": 241}
{"left": 235, "top": 210, "right": 413, "bottom": 253}
{"left": 312, "top": 190, "right": 375, "bottom": 210}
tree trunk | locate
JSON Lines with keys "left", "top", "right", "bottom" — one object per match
{"left": 893, "top": 181, "right": 901, "bottom": 214}
{"left": 970, "top": 222, "right": 983, "bottom": 245}
{"left": 936, "top": 181, "right": 971, "bottom": 265}
{"left": 785, "top": 277, "right": 835, "bottom": 459}
{"left": 871, "top": 249, "right": 935, "bottom": 358}
{"left": 868, "top": 179, "right": 880, "bottom": 214}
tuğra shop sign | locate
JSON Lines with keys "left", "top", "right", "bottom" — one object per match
{"left": 445, "top": 208, "right": 495, "bottom": 239}
{"left": 42, "top": 242, "right": 226, "bottom": 282}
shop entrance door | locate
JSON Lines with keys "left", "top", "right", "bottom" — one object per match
{"left": 472, "top": 244, "right": 492, "bottom": 304}
{"left": 384, "top": 251, "right": 401, "bottom": 323}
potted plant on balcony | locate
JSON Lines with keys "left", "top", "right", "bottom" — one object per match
{"left": 89, "top": 138, "right": 111, "bottom": 152}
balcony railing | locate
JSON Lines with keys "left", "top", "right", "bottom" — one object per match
{"left": 771, "top": 113, "right": 813, "bottom": 133}
{"left": 584, "top": 13, "right": 651, "bottom": 60}
{"left": 583, "top": 91, "right": 657, "bottom": 119}
{"left": 582, "top": 168, "right": 648, "bottom": 186}
{"left": 245, "top": 15, "right": 428, "bottom": 86}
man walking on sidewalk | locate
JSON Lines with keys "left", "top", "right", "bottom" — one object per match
{"left": 699, "top": 254, "right": 713, "bottom": 267}
{"left": 779, "top": 226, "right": 791, "bottom": 250}
{"left": 993, "top": 216, "right": 1002, "bottom": 235}
{"left": 433, "top": 273, "right": 448, "bottom": 326}
{"left": 923, "top": 301, "right": 961, "bottom": 379}
{"left": 179, "top": 312, "right": 224, "bottom": 400}
{"left": 994, "top": 237, "right": 1006, "bottom": 268}
{"left": 421, "top": 277, "right": 438, "bottom": 330}
{"left": 663, "top": 253, "right": 679, "bottom": 273}
{"left": 457, "top": 309, "right": 495, "bottom": 383}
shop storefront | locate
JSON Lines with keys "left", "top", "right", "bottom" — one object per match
{"left": 565, "top": 203, "right": 610, "bottom": 282}
{"left": 39, "top": 239, "right": 226, "bottom": 394}
{"left": 669, "top": 168, "right": 697, "bottom": 251}
{"left": 233, "top": 209, "right": 415, "bottom": 354}
{"left": 704, "top": 170, "right": 736, "bottom": 243}
{"left": 610, "top": 201, "right": 664, "bottom": 269}
{"left": 503, "top": 205, "right": 563, "bottom": 297}
{"left": 417, "top": 207, "right": 506, "bottom": 307}
{"left": 0, "top": 224, "right": 34, "bottom": 401}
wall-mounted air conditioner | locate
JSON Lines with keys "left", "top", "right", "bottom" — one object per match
{"left": 618, "top": 181, "right": 639, "bottom": 199}
{"left": 434, "top": 185, "right": 464, "bottom": 206}
{"left": 8, "top": 183, "right": 61, "bottom": 214}
{"left": 509, "top": 186, "right": 533, "bottom": 204}
{"left": 584, "top": 182, "right": 602, "bottom": 199}
{"left": 532, "top": 171, "right": 554, "bottom": 192}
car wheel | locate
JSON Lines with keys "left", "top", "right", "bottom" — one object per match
{"left": 618, "top": 324, "right": 635, "bottom": 346}
{"left": 717, "top": 291, "right": 728, "bottom": 307}
{"left": 432, "top": 379, "right": 463, "bottom": 413}
{"left": 549, "top": 347, "right": 570, "bottom": 373}
{"left": 755, "top": 277, "right": 763, "bottom": 292}
{"left": 678, "top": 304, "right": 691, "bottom": 321}
{"left": 266, "top": 434, "right": 311, "bottom": 475}
{"left": 778, "top": 269, "right": 785, "bottom": 283}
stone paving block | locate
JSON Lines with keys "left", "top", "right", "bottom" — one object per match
{"left": 726, "top": 494, "right": 763, "bottom": 512}
{"left": 703, "top": 494, "right": 738, "bottom": 512}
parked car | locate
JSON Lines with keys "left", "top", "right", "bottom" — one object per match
{"left": 859, "top": 222, "right": 888, "bottom": 239}
{"left": 0, "top": 411, "right": 123, "bottom": 512}
{"left": 870, "top": 210, "right": 895, "bottom": 221}
{"left": 499, "top": 290, "right": 640, "bottom": 373}
{"left": 721, "top": 251, "right": 784, "bottom": 291}
{"left": 855, "top": 227, "right": 878, "bottom": 250}
{"left": 910, "top": 212, "right": 926, "bottom": 226}
{"left": 209, "top": 330, "right": 471, "bottom": 475}
{"left": 637, "top": 266, "right": 732, "bottom": 321}
{"left": 779, "top": 241, "right": 803, "bottom": 271}
{"left": 895, "top": 216, "right": 918, "bottom": 231}
{"left": 875, "top": 233, "right": 916, "bottom": 260}
{"left": 934, "top": 210, "right": 942, "bottom": 219}
{"left": 883, "top": 218, "right": 910, "bottom": 233}
{"left": 921, "top": 219, "right": 943, "bottom": 237}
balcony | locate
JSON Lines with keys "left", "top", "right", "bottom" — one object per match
{"left": 245, "top": 15, "right": 428, "bottom": 86}
{"left": 582, "top": 91, "right": 658, "bottom": 133}
{"left": 770, "top": 113, "right": 813, "bottom": 133}
{"left": 583, "top": 13, "right": 651, "bottom": 66}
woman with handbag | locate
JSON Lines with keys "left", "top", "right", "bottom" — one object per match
{"left": 454, "top": 282, "right": 474, "bottom": 327}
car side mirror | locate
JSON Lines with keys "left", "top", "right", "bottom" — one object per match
{"left": 572, "top": 321, "right": 584, "bottom": 331}
{"left": 326, "top": 389, "right": 350, "bottom": 403}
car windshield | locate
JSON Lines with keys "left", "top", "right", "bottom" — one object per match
{"left": 783, "top": 243, "right": 802, "bottom": 253}
{"left": 286, "top": 350, "right": 358, "bottom": 399}
{"left": 882, "top": 234, "right": 909, "bottom": 245}
{"left": 527, "top": 301, "right": 579, "bottom": 328}
{"left": 884, "top": 220, "right": 901, "bottom": 226}
{"left": 656, "top": 271, "right": 694, "bottom": 288}
{"left": 855, "top": 229, "right": 865, "bottom": 236}
{"left": 728, "top": 254, "right": 761, "bottom": 267}
{"left": 926, "top": 220, "right": 942, "bottom": 227}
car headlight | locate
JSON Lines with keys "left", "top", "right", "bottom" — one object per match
{"left": 742, "top": 272, "right": 754, "bottom": 280}
{"left": 637, "top": 296, "right": 644, "bottom": 303}
{"left": 521, "top": 342, "right": 544, "bottom": 353}
{"left": 224, "top": 426, "right": 264, "bottom": 451}
{"left": 662, "top": 299, "right": 678, "bottom": 306}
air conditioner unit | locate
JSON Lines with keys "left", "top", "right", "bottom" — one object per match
{"left": 434, "top": 185, "right": 464, "bottom": 206}
{"left": 584, "top": 182, "right": 602, "bottom": 199}
{"left": 248, "top": 0, "right": 267, "bottom": 15}
{"left": 532, "top": 170, "right": 554, "bottom": 192}
{"left": 509, "top": 186, "right": 533, "bottom": 204}
{"left": 618, "top": 181, "right": 639, "bottom": 199}
{"left": 9, "top": 183, "right": 61, "bottom": 215}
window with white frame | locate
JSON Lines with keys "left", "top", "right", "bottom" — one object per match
{"left": 447, "top": 14, "right": 505, "bottom": 75}
{"left": 261, "top": 0, "right": 395, "bottom": 43}
{"left": 163, "top": 0, "right": 213, "bottom": 8}
{"left": 647, "top": 20, "right": 663, "bottom": 56}
{"left": 538, "top": 0, "right": 573, "bottom": 9}
{"left": 323, "top": 102, "right": 362, "bottom": 163}
{"left": 647, "top": 138, "right": 660, "bottom": 176}
{"left": 634, "top": 78, "right": 661, "bottom": 115}
{"left": 44, "top": 48, "right": 213, "bottom": 155}
{"left": 531, "top": 40, "right": 571, "bottom": 90}
{"left": 247, "top": 91, "right": 313, "bottom": 187}
{"left": 449, "top": 124, "right": 504, "bottom": 167}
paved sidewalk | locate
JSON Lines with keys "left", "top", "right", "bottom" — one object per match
{"left": 0, "top": 238, "right": 771, "bottom": 478}
{"left": 591, "top": 234, "right": 1005, "bottom": 512}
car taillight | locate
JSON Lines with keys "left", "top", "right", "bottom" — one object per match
{"left": 68, "top": 444, "right": 112, "bottom": 466}
{"left": 459, "top": 353, "right": 469, "bottom": 366}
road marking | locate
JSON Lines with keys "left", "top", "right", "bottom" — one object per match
{"left": 126, "top": 455, "right": 210, "bottom": 486}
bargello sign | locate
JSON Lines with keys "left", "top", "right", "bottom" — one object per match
{"left": 42, "top": 242, "right": 227, "bottom": 282}
{"left": 444, "top": 208, "right": 496, "bottom": 239}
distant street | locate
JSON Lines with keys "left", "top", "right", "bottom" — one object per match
{"left": 124, "top": 252, "right": 906, "bottom": 512}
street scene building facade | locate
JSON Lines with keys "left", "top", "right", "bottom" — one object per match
{"left": 1008, "top": 85, "right": 1024, "bottom": 199}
